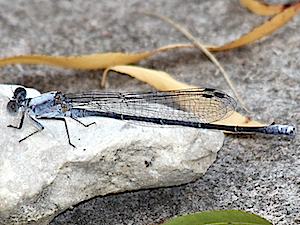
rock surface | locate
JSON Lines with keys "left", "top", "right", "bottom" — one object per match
{"left": 0, "top": 85, "right": 224, "bottom": 225}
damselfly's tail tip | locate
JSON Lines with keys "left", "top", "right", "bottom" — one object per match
{"left": 280, "top": 125, "right": 296, "bottom": 135}
{"left": 266, "top": 124, "right": 296, "bottom": 135}
{"left": 287, "top": 126, "right": 296, "bottom": 135}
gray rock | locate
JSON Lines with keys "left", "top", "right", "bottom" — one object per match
{"left": 0, "top": 85, "right": 224, "bottom": 225}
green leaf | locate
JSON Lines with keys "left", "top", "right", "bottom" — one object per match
{"left": 162, "top": 209, "right": 272, "bottom": 225}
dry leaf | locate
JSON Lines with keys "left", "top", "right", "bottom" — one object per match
{"left": 239, "top": 0, "right": 291, "bottom": 15}
{"left": 145, "top": 11, "right": 250, "bottom": 113}
{"left": 0, "top": 44, "right": 194, "bottom": 70}
{"left": 0, "top": 2, "right": 299, "bottom": 68}
{"left": 102, "top": 65, "right": 194, "bottom": 90}
{"left": 1, "top": 2, "right": 299, "bottom": 67}
{"left": 209, "top": 1, "right": 300, "bottom": 51}
{"left": 215, "top": 111, "right": 266, "bottom": 127}
{"left": 102, "top": 65, "right": 266, "bottom": 128}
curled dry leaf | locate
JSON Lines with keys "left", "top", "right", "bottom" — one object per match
{"left": 0, "top": 0, "right": 299, "bottom": 68}
{"left": 145, "top": 11, "right": 250, "bottom": 113}
{"left": 239, "top": 0, "right": 293, "bottom": 16}
{"left": 102, "top": 65, "right": 266, "bottom": 128}
{"left": 0, "top": 1, "right": 298, "bottom": 68}
{"left": 102, "top": 65, "right": 194, "bottom": 90}
{"left": 0, "top": 44, "right": 194, "bottom": 70}
{"left": 0, "top": 2, "right": 299, "bottom": 67}
{"left": 209, "top": 1, "right": 300, "bottom": 51}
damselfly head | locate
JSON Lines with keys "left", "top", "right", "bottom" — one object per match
{"left": 13, "top": 87, "right": 27, "bottom": 104}
{"left": 7, "top": 100, "right": 20, "bottom": 116}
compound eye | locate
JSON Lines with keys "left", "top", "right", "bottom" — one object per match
{"left": 13, "top": 87, "right": 27, "bottom": 103}
{"left": 7, "top": 100, "right": 20, "bottom": 115}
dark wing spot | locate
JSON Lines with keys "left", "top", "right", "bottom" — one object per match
{"left": 202, "top": 94, "right": 214, "bottom": 99}
{"left": 203, "top": 88, "right": 216, "bottom": 92}
{"left": 213, "top": 91, "right": 226, "bottom": 99}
